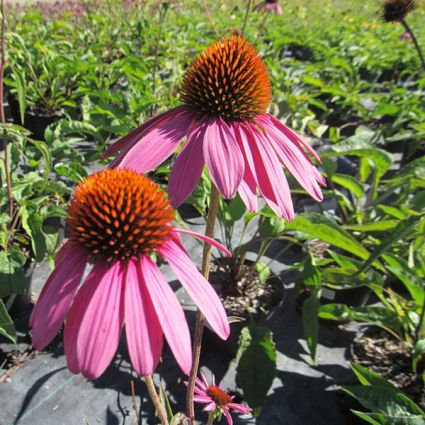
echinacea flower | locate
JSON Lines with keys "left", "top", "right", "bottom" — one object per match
{"left": 190, "top": 372, "right": 252, "bottom": 425}
{"left": 30, "top": 169, "right": 230, "bottom": 379}
{"left": 103, "top": 36, "right": 325, "bottom": 221}
{"left": 382, "top": 0, "right": 416, "bottom": 23}
{"left": 254, "top": 0, "right": 283, "bottom": 16}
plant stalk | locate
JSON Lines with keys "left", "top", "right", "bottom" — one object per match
{"left": 145, "top": 375, "right": 169, "bottom": 425}
{"left": 0, "top": 0, "right": 12, "bottom": 219}
{"left": 186, "top": 184, "right": 221, "bottom": 424}
{"left": 206, "top": 411, "right": 215, "bottom": 425}
{"left": 241, "top": 0, "right": 253, "bottom": 37}
{"left": 401, "top": 18, "right": 425, "bottom": 72}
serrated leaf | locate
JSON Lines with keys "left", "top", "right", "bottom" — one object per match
{"left": 236, "top": 324, "right": 276, "bottom": 417}
{"left": 0, "top": 298, "right": 17, "bottom": 343}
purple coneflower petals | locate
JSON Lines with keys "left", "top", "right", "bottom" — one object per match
{"left": 203, "top": 118, "right": 245, "bottom": 199}
{"left": 140, "top": 255, "right": 192, "bottom": 374}
{"left": 125, "top": 259, "right": 163, "bottom": 377}
{"left": 64, "top": 260, "right": 125, "bottom": 379}
{"left": 30, "top": 242, "right": 88, "bottom": 350}
{"left": 117, "top": 108, "right": 194, "bottom": 172}
{"left": 169, "top": 122, "right": 207, "bottom": 208}
{"left": 159, "top": 239, "right": 230, "bottom": 340}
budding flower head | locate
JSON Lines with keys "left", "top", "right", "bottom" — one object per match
{"left": 382, "top": 0, "right": 416, "bottom": 22}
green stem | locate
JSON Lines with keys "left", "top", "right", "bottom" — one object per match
{"left": 241, "top": 0, "right": 253, "bottom": 37}
{"left": 206, "top": 411, "right": 215, "bottom": 425}
{"left": 186, "top": 184, "right": 221, "bottom": 425}
{"left": 145, "top": 375, "right": 169, "bottom": 425}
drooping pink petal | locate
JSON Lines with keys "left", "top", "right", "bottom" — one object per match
{"left": 258, "top": 117, "right": 324, "bottom": 201}
{"left": 139, "top": 255, "right": 192, "bottom": 375}
{"left": 228, "top": 403, "right": 253, "bottom": 414}
{"left": 238, "top": 176, "right": 258, "bottom": 212}
{"left": 125, "top": 259, "right": 163, "bottom": 377}
{"left": 116, "top": 109, "right": 195, "bottom": 173}
{"left": 241, "top": 123, "right": 295, "bottom": 221}
{"left": 203, "top": 118, "right": 244, "bottom": 199}
{"left": 159, "top": 239, "right": 230, "bottom": 340}
{"left": 168, "top": 121, "right": 207, "bottom": 208}
{"left": 222, "top": 407, "right": 234, "bottom": 425}
{"left": 102, "top": 107, "right": 186, "bottom": 159}
{"left": 30, "top": 243, "right": 88, "bottom": 350}
{"left": 64, "top": 260, "right": 125, "bottom": 379}
{"left": 262, "top": 114, "right": 322, "bottom": 163}
{"left": 54, "top": 241, "right": 77, "bottom": 267}
{"left": 172, "top": 227, "right": 231, "bottom": 257}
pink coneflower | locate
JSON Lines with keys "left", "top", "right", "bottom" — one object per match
{"left": 30, "top": 169, "right": 230, "bottom": 379}
{"left": 190, "top": 372, "right": 252, "bottom": 425}
{"left": 254, "top": 0, "right": 283, "bottom": 16}
{"left": 103, "top": 36, "right": 325, "bottom": 221}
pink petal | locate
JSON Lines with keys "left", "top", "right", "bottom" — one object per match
{"left": 139, "top": 255, "right": 192, "bottom": 375}
{"left": 259, "top": 117, "right": 324, "bottom": 201}
{"left": 172, "top": 227, "right": 231, "bottom": 257}
{"left": 30, "top": 243, "right": 88, "bottom": 350}
{"left": 159, "top": 239, "right": 230, "bottom": 340}
{"left": 64, "top": 260, "right": 125, "bottom": 379}
{"left": 125, "top": 259, "right": 163, "bottom": 376}
{"left": 116, "top": 109, "right": 195, "bottom": 173}
{"left": 242, "top": 123, "right": 294, "bottom": 221}
{"left": 204, "top": 402, "right": 218, "bottom": 412}
{"left": 168, "top": 121, "right": 206, "bottom": 208}
{"left": 102, "top": 107, "right": 186, "bottom": 159}
{"left": 238, "top": 177, "right": 258, "bottom": 212}
{"left": 229, "top": 403, "right": 252, "bottom": 414}
{"left": 194, "top": 396, "right": 213, "bottom": 403}
{"left": 203, "top": 118, "right": 244, "bottom": 199}
{"left": 223, "top": 407, "right": 233, "bottom": 425}
{"left": 262, "top": 113, "right": 322, "bottom": 163}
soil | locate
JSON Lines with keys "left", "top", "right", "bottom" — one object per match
{"left": 351, "top": 327, "right": 425, "bottom": 409}
{"left": 209, "top": 258, "right": 284, "bottom": 318}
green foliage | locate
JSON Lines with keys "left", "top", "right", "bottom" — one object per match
{"left": 343, "top": 364, "right": 425, "bottom": 424}
{"left": 236, "top": 324, "right": 276, "bottom": 417}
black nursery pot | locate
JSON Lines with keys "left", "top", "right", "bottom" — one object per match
{"left": 202, "top": 259, "right": 284, "bottom": 358}
{"left": 7, "top": 94, "right": 62, "bottom": 140}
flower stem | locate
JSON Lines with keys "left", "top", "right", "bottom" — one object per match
{"left": 144, "top": 375, "right": 169, "bottom": 425}
{"left": 200, "top": 0, "right": 220, "bottom": 38}
{"left": 0, "top": 0, "right": 13, "bottom": 220}
{"left": 206, "top": 411, "right": 215, "bottom": 425}
{"left": 186, "top": 184, "right": 221, "bottom": 424}
{"left": 401, "top": 18, "right": 425, "bottom": 72}
{"left": 241, "top": 0, "right": 253, "bottom": 37}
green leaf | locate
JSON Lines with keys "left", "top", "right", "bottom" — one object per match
{"left": 412, "top": 340, "right": 425, "bottom": 373}
{"left": 236, "top": 324, "right": 276, "bottom": 417}
{"left": 322, "top": 139, "right": 393, "bottom": 180}
{"left": 331, "top": 174, "right": 364, "bottom": 200}
{"left": 344, "top": 221, "right": 399, "bottom": 232}
{"left": 319, "top": 304, "right": 404, "bottom": 337}
{"left": 356, "top": 216, "right": 419, "bottom": 275}
{"left": 158, "top": 381, "right": 174, "bottom": 422}
{"left": 0, "top": 250, "right": 27, "bottom": 297}
{"left": 0, "top": 298, "right": 17, "bottom": 343}
{"left": 286, "top": 212, "right": 371, "bottom": 260}
{"left": 21, "top": 204, "right": 47, "bottom": 262}
{"left": 254, "top": 262, "right": 271, "bottom": 284}
{"left": 222, "top": 195, "right": 246, "bottom": 226}
{"left": 11, "top": 66, "right": 26, "bottom": 124}
{"left": 28, "top": 139, "right": 52, "bottom": 184}
{"left": 303, "top": 290, "right": 320, "bottom": 361}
